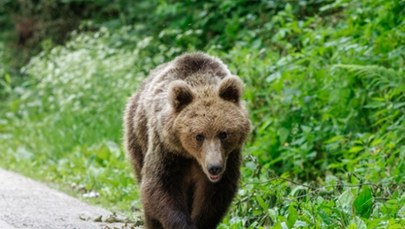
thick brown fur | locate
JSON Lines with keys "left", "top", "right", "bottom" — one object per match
{"left": 124, "top": 52, "right": 250, "bottom": 229}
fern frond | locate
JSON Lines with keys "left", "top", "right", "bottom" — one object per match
{"left": 333, "top": 64, "right": 400, "bottom": 79}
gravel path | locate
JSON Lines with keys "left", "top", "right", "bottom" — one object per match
{"left": 0, "top": 168, "right": 141, "bottom": 229}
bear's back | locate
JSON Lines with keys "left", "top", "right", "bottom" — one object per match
{"left": 146, "top": 53, "right": 231, "bottom": 92}
{"left": 170, "top": 52, "right": 230, "bottom": 81}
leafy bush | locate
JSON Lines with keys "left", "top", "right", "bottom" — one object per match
{"left": 0, "top": 0, "right": 404, "bottom": 227}
{"left": 0, "top": 28, "right": 148, "bottom": 210}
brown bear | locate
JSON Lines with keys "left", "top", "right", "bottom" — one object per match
{"left": 124, "top": 52, "right": 250, "bottom": 229}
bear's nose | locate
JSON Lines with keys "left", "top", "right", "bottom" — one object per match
{"left": 208, "top": 165, "right": 223, "bottom": 175}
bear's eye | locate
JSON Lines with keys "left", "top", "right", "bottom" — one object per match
{"left": 218, "top": 132, "right": 227, "bottom": 140}
{"left": 196, "top": 134, "right": 205, "bottom": 142}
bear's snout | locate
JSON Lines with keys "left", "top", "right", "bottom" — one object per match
{"left": 203, "top": 140, "right": 225, "bottom": 182}
{"left": 208, "top": 165, "right": 223, "bottom": 176}
{"left": 206, "top": 163, "right": 224, "bottom": 182}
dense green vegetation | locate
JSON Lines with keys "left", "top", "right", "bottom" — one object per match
{"left": 1, "top": 0, "right": 404, "bottom": 228}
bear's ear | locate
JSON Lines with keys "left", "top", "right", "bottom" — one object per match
{"left": 168, "top": 80, "right": 194, "bottom": 112}
{"left": 218, "top": 76, "right": 243, "bottom": 104}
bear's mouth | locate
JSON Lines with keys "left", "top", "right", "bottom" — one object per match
{"left": 208, "top": 174, "right": 222, "bottom": 182}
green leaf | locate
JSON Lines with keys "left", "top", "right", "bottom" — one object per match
{"left": 287, "top": 205, "right": 298, "bottom": 228}
{"left": 278, "top": 127, "right": 289, "bottom": 143}
{"left": 348, "top": 146, "right": 364, "bottom": 153}
{"left": 353, "top": 186, "right": 373, "bottom": 218}
{"left": 325, "top": 135, "right": 344, "bottom": 144}
{"left": 301, "top": 125, "right": 311, "bottom": 133}
{"left": 256, "top": 194, "right": 268, "bottom": 209}
{"left": 5, "top": 73, "right": 11, "bottom": 84}
{"left": 348, "top": 216, "right": 366, "bottom": 229}
{"left": 337, "top": 188, "right": 354, "bottom": 212}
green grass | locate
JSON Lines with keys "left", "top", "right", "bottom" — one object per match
{"left": 1, "top": 0, "right": 404, "bottom": 228}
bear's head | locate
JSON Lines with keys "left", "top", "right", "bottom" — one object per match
{"left": 169, "top": 76, "right": 250, "bottom": 182}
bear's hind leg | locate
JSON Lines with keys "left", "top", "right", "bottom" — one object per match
{"left": 127, "top": 141, "right": 144, "bottom": 182}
